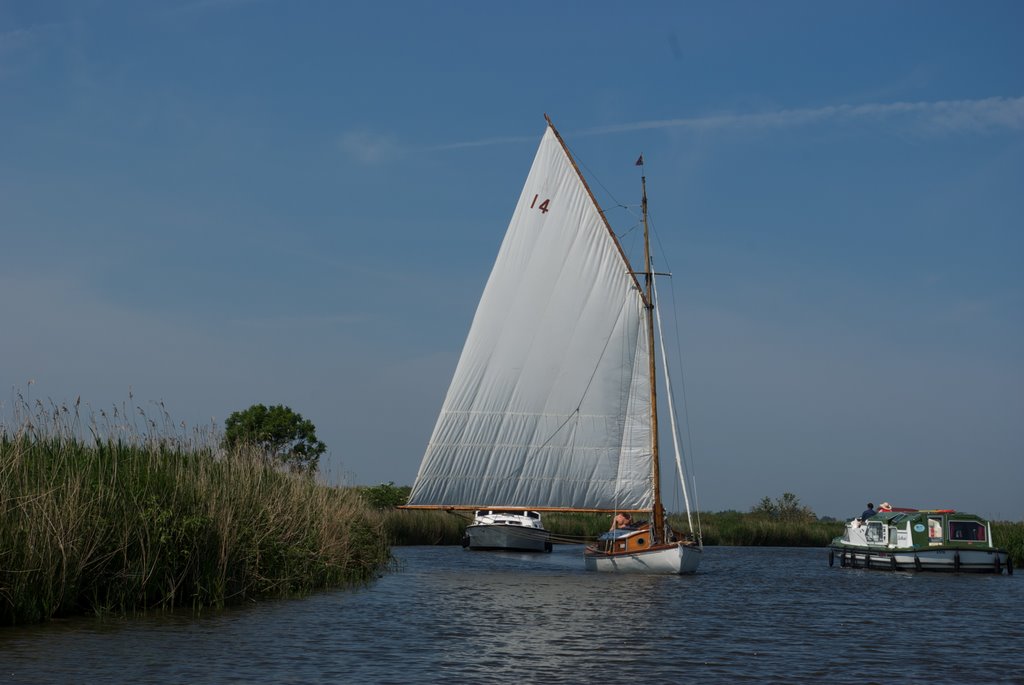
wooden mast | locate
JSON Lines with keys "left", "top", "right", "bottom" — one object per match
{"left": 640, "top": 166, "right": 665, "bottom": 544}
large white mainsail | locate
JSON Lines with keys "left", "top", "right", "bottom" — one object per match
{"left": 407, "top": 124, "right": 653, "bottom": 512}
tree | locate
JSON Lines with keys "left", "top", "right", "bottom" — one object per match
{"left": 360, "top": 482, "right": 411, "bottom": 509}
{"left": 752, "top": 496, "right": 778, "bottom": 518}
{"left": 750, "top": 492, "right": 816, "bottom": 522}
{"left": 223, "top": 404, "right": 326, "bottom": 473}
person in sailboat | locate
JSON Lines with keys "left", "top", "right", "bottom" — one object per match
{"left": 611, "top": 512, "right": 633, "bottom": 530}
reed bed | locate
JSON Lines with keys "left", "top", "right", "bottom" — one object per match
{"left": 545, "top": 512, "right": 612, "bottom": 541}
{"left": 690, "top": 511, "right": 844, "bottom": 547}
{"left": 0, "top": 403, "right": 390, "bottom": 626}
{"left": 380, "top": 509, "right": 466, "bottom": 546}
{"left": 992, "top": 521, "right": 1024, "bottom": 567}
{"left": 380, "top": 509, "right": 1023, "bottom": 569}
{"left": 380, "top": 510, "right": 619, "bottom": 546}
{"left": 381, "top": 510, "right": 846, "bottom": 547}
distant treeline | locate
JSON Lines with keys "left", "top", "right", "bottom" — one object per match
{"left": 380, "top": 507, "right": 1024, "bottom": 563}
{"left": 368, "top": 483, "right": 848, "bottom": 546}
{"left": 366, "top": 484, "right": 1024, "bottom": 565}
{"left": 377, "top": 508, "right": 846, "bottom": 547}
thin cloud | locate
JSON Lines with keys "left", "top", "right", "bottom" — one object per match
{"left": 161, "top": 0, "right": 270, "bottom": 18}
{"left": 580, "top": 96, "right": 1024, "bottom": 136}
{"left": 0, "top": 28, "right": 33, "bottom": 53}
{"left": 228, "top": 313, "right": 366, "bottom": 328}
{"left": 430, "top": 96, "right": 1024, "bottom": 150}
{"left": 338, "top": 130, "right": 403, "bottom": 165}
{"left": 424, "top": 134, "right": 540, "bottom": 152}
{"left": 0, "top": 25, "right": 61, "bottom": 77}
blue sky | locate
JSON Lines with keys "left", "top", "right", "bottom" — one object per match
{"left": 2, "top": 1, "right": 1022, "bottom": 519}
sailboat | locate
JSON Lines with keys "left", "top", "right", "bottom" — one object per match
{"left": 404, "top": 116, "right": 702, "bottom": 574}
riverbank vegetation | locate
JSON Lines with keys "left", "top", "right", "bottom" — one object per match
{"left": 0, "top": 403, "right": 389, "bottom": 626}
{"left": 372, "top": 484, "right": 1023, "bottom": 566}
{"left": 381, "top": 508, "right": 1024, "bottom": 564}
{"left": 373, "top": 486, "right": 846, "bottom": 547}
{"left": 378, "top": 508, "right": 845, "bottom": 547}
{"left": 993, "top": 521, "right": 1024, "bottom": 566}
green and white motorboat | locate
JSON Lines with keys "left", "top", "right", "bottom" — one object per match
{"left": 829, "top": 509, "right": 1013, "bottom": 574}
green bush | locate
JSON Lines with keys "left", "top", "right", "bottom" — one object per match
{"left": 360, "top": 482, "right": 411, "bottom": 509}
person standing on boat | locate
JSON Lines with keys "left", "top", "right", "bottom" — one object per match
{"left": 860, "top": 503, "right": 877, "bottom": 520}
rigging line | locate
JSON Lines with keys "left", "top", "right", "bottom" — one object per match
{"left": 512, "top": 238, "right": 641, "bottom": 460}
{"left": 617, "top": 221, "right": 642, "bottom": 241}
{"left": 611, "top": 279, "right": 640, "bottom": 516}
{"left": 653, "top": 277, "right": 695, "bottom": 538}
{"left": 530, "top": 409, "right": 579, "bottom": 453}
{"left": 444, "top": 509, "right": 475, "bottom": 524}
{"left": 571, "top": 289, "right": 634, "bottom": 417}
{"left": 645, "top": 202, "right": 700, "bottom": 534}
{"left": 665, "top": 272, "right": 703, "bottom": 536}
{"left": 643, "top": 205, "right": 692, "bottom": 493}
{"left": 548, "top": 532, "right": 599, "bottom": 545}
{"left": 525, "top": 301, "right": 630, "bottom": 456}
{"left": 559, "top": 136, "right": 633, "bottom": 223}
{"left": 648, "top": 234, "right": 700, "bottom": 535}
{"left": 559, "top": 136, "right": 649, "bottom": 269}
{"left": 647, "top": 212, "right": 675, "bottom": 276}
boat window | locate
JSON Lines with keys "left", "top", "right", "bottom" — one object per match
{"left": 927, "top": 517, "right": 943, "bottom": 541}
{"left": 949, "top": 521, "right": 986, "bottom": 541}
{"left": 527, "top": 511, "right": 540, "bottom": 519}
{"left": 865, "top": 521, "right": 886, "bottom": 544}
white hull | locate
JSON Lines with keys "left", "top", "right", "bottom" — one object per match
{"left": 465, "top": 524, "right": 551, "bottom": 553}
{"left": 584, "top": 542, "right": 702, "bottom": 574}
{"left": 830, "top": 545, "right": 1011, "bottom": 574}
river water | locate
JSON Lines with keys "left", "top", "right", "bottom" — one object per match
{"left": 2, "top": 546, "right": 1022, "bottom": 684}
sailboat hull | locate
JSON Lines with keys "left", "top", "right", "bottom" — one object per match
{"left": 583, "top": 542, "right": 702, "bottom": 574}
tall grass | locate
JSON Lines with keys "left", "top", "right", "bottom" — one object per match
{"left": 690, "top": 511, "right": 844, "bottom": 547}
{"left": 382, "top": 514, "right": 1024, "bottom": 581}
{"left": 380, "top": 510, "right": 846, "bottom": 547}
{"left": 381, "top": 509, "right": 466, "bottom": 546}
{"left": 381, "top": 510, "right": 625, "bottom": 546}
{"left": 993, "top": 521, "right": 1024, "bottom": 567}
{"left": 0, "top": 400, "right": 390, "bottom": 626}
{"left": 380, "top": 509, "right": 1023, "bottom": 570}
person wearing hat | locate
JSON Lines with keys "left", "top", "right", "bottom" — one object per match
{"left": 878, "top": 502, "right": 893, "bottom": 512}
